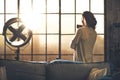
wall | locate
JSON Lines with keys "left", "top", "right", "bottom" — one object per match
{"left": 105, "top": 0, "right": 120, "bottom": 61}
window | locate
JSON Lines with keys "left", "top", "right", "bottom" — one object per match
{"left": 0, "top": 0, "right": 104, "bottom": 62}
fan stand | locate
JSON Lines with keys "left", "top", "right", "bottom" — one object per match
{"left": 15, "top": 47, "right": 20, "bottom": 61}
{"left": 3, "top": 17, "right": 32, "bottom": 61}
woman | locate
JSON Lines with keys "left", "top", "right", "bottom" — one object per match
{"left": 70, "top": 11, "right": 97, "bottom": 62}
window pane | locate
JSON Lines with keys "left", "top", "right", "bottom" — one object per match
{"left": 0, "top": 0, "right": 4, "bottom": 13}
{"left": 95, "top": 15, "right": 104, "bottom": 34}
{"left": 6, "top": 55, "right": 16, "bottom": 60}
{"left": 0, "top": 35, "right": 4, "bottom": 54}
{"left": 47, "top": 0, "right": 59, "bottom": 13}
{"left": 47, "top": 35, "right": 58, "bottom": 54}
{"left": 47, "top": 14, "right": 59, "bottom": 33}
{"left": 61, "top": 35, "right": 74, "bottom": 55}
{"left": 33, "top": 35, "right": 46, "bottom": 54}
{"left": 20, "top": 55, "right": 31, "bottom": 61}
{"left": 93, "top": 35, "right": 104, "bottom": 62}
{"left": 76, "top": 14, "right": 82, "bottom": 27}
{"left": 34, "top": 14, "right": 46, "bottom": 33}
{"left": 20, "top": 0, "right": 32, "bottom": 13}
{"left": 20, "top": 44, "right": 31, "bottom": 54}
{"left": 62, "top": 55, "right": 73, "bottom": 60}
{"left": 61, "top": 15, "right": 75, "bottom": 34}
{"left": 32, "top": 14, "right": 46, "bottom": 33}
{"left": 93, "top": 56, "right": 104, "bottom": 62}
{"left": 6, "top": 46, "right": 15, "bottom": 54}
{"left": 61, "top": 0, "right": 75, "bottom": 13}
{"left": 47, "top": 55, "right": 58, "bottom": 61}
{"left": 33, "top": 55, "right": 46, "bottom": 61}
{"left": 6, "top": 0, "right": 17, "bottom": 13}
{"left": 6, "top": 14, "right": 17, "bottom": 22}
{"left": 20, "top": 14, "right": 46, "bottom": 33}
{"left": 76, "top": 0, "right": 89, "bottom": 13}
{"left": 0, "top": 15, "right": 4, "bottom": 34}
{"left": 33, "top": 0, "right": 45, "bottom": 13}
{"left": 93, "top": 35, "right": 104, "bottom": 54}
{"left": 91, "top": 0, "right": 104, "bottom": 13}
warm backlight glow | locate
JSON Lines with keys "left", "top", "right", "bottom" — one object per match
{"left": 0, "top": 0, "right": 104, "bottom": 61}
{"left": 20, "top": 12, "right": 42, "bottom": 31}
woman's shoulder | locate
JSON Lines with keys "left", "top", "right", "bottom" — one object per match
{"left": 78, "top": 27, "right": 96, "bottom": 34}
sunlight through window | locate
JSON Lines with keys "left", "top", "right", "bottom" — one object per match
{"left": 0, "top": 0, "right": 104, "bottom": 62}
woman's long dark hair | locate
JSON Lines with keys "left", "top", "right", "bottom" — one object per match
{"left": 82, "top": 11, "right": 97, "bottom": 30}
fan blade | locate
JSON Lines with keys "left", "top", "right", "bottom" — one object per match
{"left": 8, "top": 26, "right": 16, "bottom": 33}
{"left": 19, "top": 34, "right": 27, "bottom": 41}
{"left": 10, "top": 35, "right": 17, "bottom": 42}
{"left": 18, "top": 25, "right": 25, "bottom": 33}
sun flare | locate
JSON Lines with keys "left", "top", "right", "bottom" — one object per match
{"left": 20, "top": 12, "right": 42, "bottom": 31}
